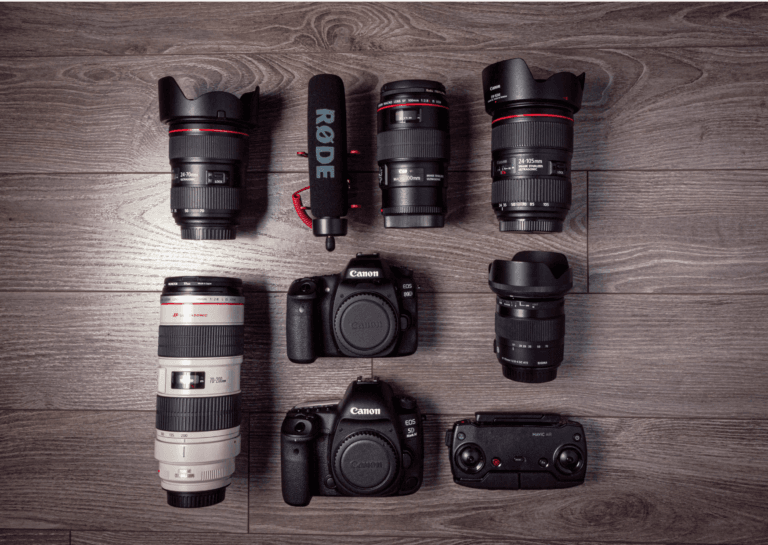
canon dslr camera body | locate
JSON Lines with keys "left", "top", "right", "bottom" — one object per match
{"left": 281, "top": 377, "right": 424, "bottom": 506}
{"left": 286, "top": 253, "right": 417, "bottom": 363}
{"left": 446, "top": 413, "right": 586, "bottom": 490}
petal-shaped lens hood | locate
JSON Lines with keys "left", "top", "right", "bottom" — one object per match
{"left": 158, "top": 76, "right": 259, "bottom": 127}
{"left": 489, "top": 251, "right": 572, "bottom": 298}
{"left": 482, "top": 58, "right": 585, "bottom": 115}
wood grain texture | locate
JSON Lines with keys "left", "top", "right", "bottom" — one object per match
{"left": 70, "top": 532, "right": 720, "bottom": 545}
{"left": 589, "top": 171, "right": 768, "bottom": 293}
{"left": 0, "top": 411, "right": 249, "bottom": 531}
{"left": 249, "top": 414, "right": 768, "bottom": 542}
{"left": 374, "top": 293, "right": 768, "bottom": 418}
{"left": 3, "top": 292, "right": 766, "bottom": 418}
{"left": 0, "top": 292, "right": 370, "bottom": 412}
{"left": 0, "top": 47, "right": 766, "bottom": 174}
{"left": 2, "top": 3, "right": 767, "bottom": 56}
{"left": 0, "top": 171, "right": 587, "bottom": 292}
{"left": 0, "top": 530, "right": 69, "bottom": 545}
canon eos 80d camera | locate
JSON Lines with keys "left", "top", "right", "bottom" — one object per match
{"left": 286, "top": 253, "right": 417, "bottom": 363}
{"left": 281, "top": 377, "right": 424, "bottom": 506}
{"left": 446, "top": 413, "right": 587, "bottom": 490}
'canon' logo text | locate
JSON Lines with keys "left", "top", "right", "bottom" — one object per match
{"left": 350, "top": 407, "right": 381, "bottom": 415}
{"left": 351, "top": 321, "right": 382, "bottom": 330}
{"left": 349, "top": 270, "right": 380, "bottom": 278}
{"left": 351, "top": 461, "right": 383, "bottom": 469}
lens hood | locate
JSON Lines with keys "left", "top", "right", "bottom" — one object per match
{"left": 380, "top": 79, "right": 446, "bottom": 98}
{"left": 482, "top": 58, "right": 585, "bottom": 115}
{"left": 158, "top": 76, "right": 259, "bottom": 127}
{"left": 489, "top": 251, "right": 572, "bottom": 298}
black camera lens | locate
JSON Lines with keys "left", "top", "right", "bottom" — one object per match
{"left": 456, "top": 444, "right": 485, "bottom": 474}
{"left": 489, "top": 252, "right": 573, "bottom": 383}
{"left": 482, "top": 59, "right": 584, "bottom": 233}
{"left": 158, "top": 77, "right": 259, "bottom": 240}
{"left": 377, "top": 80, "right": 450, "bottom": 228}
{"left": 155, "top": 276, "right": 244, "bottom": 508}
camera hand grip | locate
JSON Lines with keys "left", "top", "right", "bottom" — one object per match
{"left": 286, "top": 280, "right": 317, "bottom": 363}
{"left": 281, "top": 433, "right": 313, "bottom": 506}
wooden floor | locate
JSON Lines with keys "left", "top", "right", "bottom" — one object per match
{"left": 1, "top": 2, "right": 768, "bottom": 544}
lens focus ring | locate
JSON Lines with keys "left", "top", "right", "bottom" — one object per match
{"left": 158, "top": 325, "right": 245, "bottom": 358}
{"left": 377, "top": 129, "right": 449, "bottom": 162}
{"left": 495, "top": 313, "right": 565, "bottom": 342}
{"left": 169, "top": 134, "right": 248, "bottom": 161}
{"left": 492, "top": 178, "right": 571, "bottom": 205}
{"left": 171, "top": 186, "right": 242, "bottom": 211}
{"left": 491, "top": 121, "right": 572, "bottom": 151}
{"left": 156, "top": 393, "right": 241, "bottom": 432}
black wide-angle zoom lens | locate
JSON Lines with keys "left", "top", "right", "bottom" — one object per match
{"left": 155, "top": 276, "right": 244, "bottom": 508}
{"left": 158, "top": 77, "right": 259, "bottom": 240}
{"left": 489, "top": 252, "right": 573, "bottom": 383}
{"left": 377, "top": 80, "right": 450, "bottom": 228}
{"left": 482, "top": 59, "right": 584, "bottom": 233}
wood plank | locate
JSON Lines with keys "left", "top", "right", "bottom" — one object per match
{"left": 589, "top": 171, "right": 768, "bottom": 293}
{"left": 2, "top": 293, "right": 765, "bottom": 418}
{"left": 373, "top": 293, "right": 768, "bottom": 418}
{"left": 0, "top": 292, "right": 370, "bottom": 412}
{"left": 0, "top": 411, "right": 248, "bottom": 531}
{"left": 1, "top": 3, "right": 767, "bottom": 57}
{"left": 0, "top": 48, "right": 766, "bottom": 173}
{"left": 249, "top": 414, "right": 768, "bottom": 543}
{"left": 0, "top": 530, "right": 70, "bottom": 545}
{"left": 70, "top": 532, "right": 703, "bottom": 545}
{"left": 0, "top": 171, "right": 587, "bottom": 292}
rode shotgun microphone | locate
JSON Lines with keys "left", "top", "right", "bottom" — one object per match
{"left": 294, "top": 74, "right": 355, "bottom": 252}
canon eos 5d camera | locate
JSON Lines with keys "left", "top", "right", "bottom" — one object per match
{"left": 446, "top": 413, "right": 586, "bottom": 490}
{"left": 286, "top": 253, "right": 417, "bottom": 363}
{"left": 281, "top": 377, "right": 424, "bottom": 506}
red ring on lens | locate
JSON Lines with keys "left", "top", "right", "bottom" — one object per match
{"left": 169, "top": 128, "right": 249, "bottom": 136}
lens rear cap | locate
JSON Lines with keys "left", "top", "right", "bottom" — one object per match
{"left": 334, "top": 294, "right": 397, "bottom": 356}
{"left": 166, "top": 486, "right": 227, "bottom": 508}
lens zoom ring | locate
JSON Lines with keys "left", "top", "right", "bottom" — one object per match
{"left": 492, "top": 121, "right": 572, "bottom": 152}
{"left": 382, "top": 205, "right": 444, "bottom": 214}
{"left": 158, "top": 325, "right": 244, "bottom": 357}
{"left": 156, "top": 393, "right": 241, "bottom": 432}
{"left": 171, "top": 186, "right": 242, "bottom": 211}
{"left": 492, "top": 178, "right": 572, "bottom": 205}
{"left": 169, "top": 134, "right": 248, "bottom": 161}
{"left": 495, "top": 314, "right": 565, "bottom": 342}
{"left": 377, "top": 129, "right": 449, "bottom": 162}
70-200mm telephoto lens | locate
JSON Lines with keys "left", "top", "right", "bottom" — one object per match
{"left": 155, "top": 276, "right": 244, "bottom": 508}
